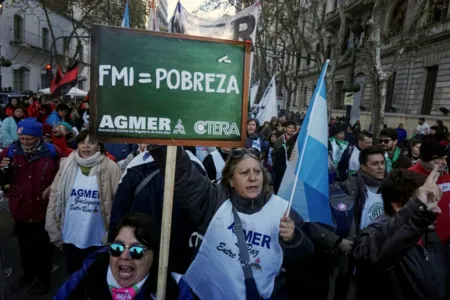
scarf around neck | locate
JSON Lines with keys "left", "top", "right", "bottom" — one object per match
{"left": 107, "top": 266, "right": 148, "bottom": 300}
{"left": 356, "top": 169, "right": 383, "bottom": 213}
{"left": 385, "top": 147, "right": 401, "bottom": 173}
{"left": 55, "top": 150, "right": 105, "bottom": 222}
{"left": 330, "top": 137, "right": 348, "bottom": 149}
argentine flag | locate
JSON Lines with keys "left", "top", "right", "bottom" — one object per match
{"left": 121, "top": 0, "right": 130, "bottom": 28}
{"left": 278, "top": 60, "right": 333, "bottom": 226}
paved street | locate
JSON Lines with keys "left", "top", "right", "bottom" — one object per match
{"left": 0, "top": 199, "right": 67, "bottom": 300}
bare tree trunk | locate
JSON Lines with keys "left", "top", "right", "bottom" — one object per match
{"left": 326, "top": 76, "right": 333, "bottom": 121}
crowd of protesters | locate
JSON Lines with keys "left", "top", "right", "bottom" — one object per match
{"left": 0, "top": 97, "right": 449, "bottom": 300}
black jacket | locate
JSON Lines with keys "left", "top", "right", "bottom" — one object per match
{"left": 202, "top": 149, "right": 228, "bottom": 181}
{"left": 149, "top": 146, "right": 314, "bottom": 262}
{"left": 353, "top": 198, "right": 450, "bottom": 300}
{"left": 109, "top": 159, "right": 206, "bottom": 274}
{"left": 392, "top": 152, "right": 412, "bottom": 170}
{"left": 337, "top": 145, "right": 356, "bottom": 181}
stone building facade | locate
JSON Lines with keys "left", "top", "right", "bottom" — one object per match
{"left": 284, "top": 0, "right": 450, "bottom": 133}
{"left": 0, "top": 0, "right": 91, "bottom": 92}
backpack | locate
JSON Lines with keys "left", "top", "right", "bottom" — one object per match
{"left": 329, "top": 183, "right": 354, "bottom": 238}
{"left": 7, "top": 142, "right": 57, "bottom": 159}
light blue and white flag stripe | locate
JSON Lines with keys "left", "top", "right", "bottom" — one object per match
{"left": 278, "top": 60, "right": 334, "bottom": 226}
{"left": 121, "top": 0, "right": 130, "bottom": 28}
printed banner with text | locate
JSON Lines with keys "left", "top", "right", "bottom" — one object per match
{"left": 169, "top": 1, "right": 260, "bottom": 47}
{"left": 90, "top": 25, "right": 250, "bottom": 146}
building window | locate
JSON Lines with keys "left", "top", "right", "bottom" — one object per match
{"left": 78, "top": 79, "right": 87, "bottom": 91}
{"left": 326, "top": 40, "right": 332, "bottom": 59}
{"left": 303, "top": 86, "right": 308, "bottom": 107}
{"left": 41, "top": 73, "right": 51, "bottom": 88}
{"left": 78, "top": 44, "right": 84, "bottom": 62}
{"left": 385, "top": 72, "right": 397, "bottom": 112}
{"left": 14, "top": 15, "right": 23, "bottom": 42}
{"left": 42, "top": 28, "right": 49, "bottom": 50}
{"left": 341, "top": 29, "right": 351, "bottom": 55}
{"left": 421, "top": 66, "right": 439, "bottom": 114}
{"left": 334, "top": 81, "right": 344, "bottom": 109}
{"left": 322, "top": 2, "right": 327, "bottom": 21}
{"left": 389, "top": 0, "right": 408, "bottom": 36}
{"left": 292, "top": 89, "right": 298, "bottom": 107}
{"left": 430, "top": 0, "right": 450, "bottom": 23}
{"left": 13, "top": 67, "right": 30, "bottom": 92}
{"left": 63, "top": 37, "right": 70, "bottom": 53}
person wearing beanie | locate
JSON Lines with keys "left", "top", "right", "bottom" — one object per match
{"left": 1, "top": 105, "right": 25, "bottom": 148}
{"left": 409, "top": 139, "right": 450, "bottom": 244}
{"left": 0, "top": 117, "right": 63, "bottom": 295}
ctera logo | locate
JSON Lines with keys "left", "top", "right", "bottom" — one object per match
{"left": 194, "top": 121, "right": 241, "bottom": 136}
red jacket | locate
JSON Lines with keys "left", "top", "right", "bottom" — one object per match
{"left": 4, "top": 106, "right": 14, "bottom": 117}
{"left": 27, "top": 102, "right": 40, "bottom": 118}
{"left": 409, "top": 163, "right": 450, "bottom": 242}
{"left": 52, "top": 135, "right": 73, "bottom": 157}
{"left": 0, "top": 141, "right": 62, "bottom": 222}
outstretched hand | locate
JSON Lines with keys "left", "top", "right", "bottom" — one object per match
{"left": 416, "top": 165, "right": 442, "bottom": 214}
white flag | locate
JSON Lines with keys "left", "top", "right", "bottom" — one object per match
{"left": 250, "top": 81, "right": 259, "bottom": 108}
{"left": 255, "top": 76, "right": 277, "bottom": 124}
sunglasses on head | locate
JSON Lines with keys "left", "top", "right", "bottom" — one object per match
{"left": 109, "top": 243, "right": 147, "bottom": 260}
{"left": 230, "top": 148, "right": 261, "bottom": 159}
{"left": 380, "top": 139, "right": 392, "bottom": 144}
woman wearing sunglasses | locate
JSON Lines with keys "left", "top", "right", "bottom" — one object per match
{"left": 54, "top": 213, "right": 179, "bottom": 299}
{"left": 149, "top": 146, "right": 314, "bottom": 300}
{"left": 46, "top": 130, "right": 122, "bottom": 275}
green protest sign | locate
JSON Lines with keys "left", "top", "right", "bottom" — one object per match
{"left": 90, "top": 25, "right": 251, "bottom": 147}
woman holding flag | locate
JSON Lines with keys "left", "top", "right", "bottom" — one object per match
{"left": 149, "top": 146, "right": 313, "bottom": 300}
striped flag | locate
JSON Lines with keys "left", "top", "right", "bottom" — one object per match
{"left": 278, "top": 60, "right": 334, "bottom": 226}
{"left": 122, "top": 0, "right": 130, "bottom": 28}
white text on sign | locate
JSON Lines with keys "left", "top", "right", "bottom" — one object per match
{"left": 98, "top": 65, "right": 240, "bottom": 94}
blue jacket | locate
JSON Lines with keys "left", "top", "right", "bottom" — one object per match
{"left": 396, "top": 128, "right": 407, "bottom": 142}
{"left": 104, "top": 143, "right": 137, "bottom": 161}
{"left": 45, "top": 111, "right": 61, "bottom": 126}
{"left": 1, "top": 117, "right": 19, "bottom": 147}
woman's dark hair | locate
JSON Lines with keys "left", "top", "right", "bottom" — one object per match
{"left": 13, "top": 105, "right": 26, "bottom": 114}
{"left": 114, "top": 213, "right": 179, "bottom": 297}
{"left": 247, "top": 118, "right": 260, "bottom": 131}
{"left": 379, "top": 170, "right": 427, "bottom": 215}
{"left": 115, "top": 213, "right": 160, "bottom": 252}
{"left": 76, "top": 130, "right": 105, "bottom": 154}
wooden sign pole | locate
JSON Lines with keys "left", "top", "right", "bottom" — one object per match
{"left": 156, "top": 145, "right": 177, "bottom": 300}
